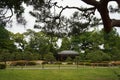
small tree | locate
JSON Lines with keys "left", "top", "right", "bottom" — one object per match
{"left": 44, "top": 52, "right": 56, "bottom": 64}
{"left": 0, "top": 49, "right": 10, "bottom": 65}
{"left": 11, "top": 52, "right": 22, "bottom": 61}
{"left": 66, "top": 57, "right": 73, "bottom": 62}
{"left": 86, "top": 50, "right": 111, "bottom": 62}
{"left": 22, "top": 51, "right": 34, "bottom": 61}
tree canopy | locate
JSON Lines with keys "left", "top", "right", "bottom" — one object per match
{"left": 0, "top": 25, "right": 16, "bottom": 52}
{"left": 0, "top": 0, "right": 44, "bottom": 25}
{"left": 0, "top": 0, "right": 120, "bottom": 34}
{"left": 30, "top": 0, "right": 120, "bottom": 34}
{"left": 0, "top": 26, "right": 120, "bottom": 62}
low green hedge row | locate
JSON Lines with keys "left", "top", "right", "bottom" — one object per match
{"left": 10, "top": 61, "right": 37, "bottom": 66}
{"left": 78, "top": 62, "right": 120, "bottom": 66}
{"left": 10, "top": 61, "right": 120, "bottom": 66}
{"left": 0, "top": 64, "right": 6, "bottom": 69}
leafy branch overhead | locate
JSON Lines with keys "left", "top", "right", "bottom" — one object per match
{"left": 0, "top": 0, "right": 44, "bottom": 25}
{"left": 52, "top": 0, "right": 120, "bottom": 33}
{"left": 27, "top": 0, "right": 120, "bottom": 34}
{"left": 0, "top": 0, "right": 120, "bottom": 34}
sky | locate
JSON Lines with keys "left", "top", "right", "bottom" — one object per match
{"left": 6, "top": 4, "right": 37, "bottom": 33}
{"left": 6, "top": 0, "right": 120, "bottom": 34}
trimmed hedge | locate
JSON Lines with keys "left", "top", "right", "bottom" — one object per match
{"left": 10, "top": 61, "right": 37, "bottom": 66}
{"left": 91, "top": 63, "right": 109, "bottom": 67}
{"left": 54, "top": 62, "right": 62, "bottom": 65}
{"left": 78, "top": 62, "right": 91, "bottom": 66}
{"left": 27, "top": 62, "right": 37, "bottom": 66}
{"left": 0, "top": 64, "right": 6, "bottom": 69}
{"left": 78, "top": 62, "right": 109, "bottom": 66}
{"left": 41, "top": 61, "right": 48, "bottom": 64}
{"left": 11, "top": 61, "right": 26, "bottom": 66}
{"left": 67, "top": 62, "right": 73, "bottom": 65}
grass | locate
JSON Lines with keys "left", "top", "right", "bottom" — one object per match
{"left": 0, "top": 67, "right": 120, "bottom": 80}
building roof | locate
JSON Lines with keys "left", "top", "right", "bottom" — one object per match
{"left": 58, "top": 50, "right": 79, "bottom": 55}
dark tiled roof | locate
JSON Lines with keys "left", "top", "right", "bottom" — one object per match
{"left": 58, "top": 50, "right": 79, "bottom": 55}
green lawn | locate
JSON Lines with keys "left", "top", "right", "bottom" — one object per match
{"left": 0, "top": 67, "right": 120, "bottom": 80}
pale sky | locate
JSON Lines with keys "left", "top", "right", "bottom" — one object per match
{"left": 6, "top": 0, "right": 120, "bottom": 34}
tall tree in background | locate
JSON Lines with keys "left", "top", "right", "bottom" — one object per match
{"left": 0, "top": 25, "right": 16, "bottom": 52}
{"left": 0, "top": 49, "right": 10, "bottom": 64}
{"left": 60, "top": 37, "right": 71, "bottom": 51}
{"left": 24, "top": 30, "right": 51, "bottom": 59}
{"left": 13, "top": 33, "right": 27, "bottom": 51}
{"left": 103, "top": 29, "right": 120, "bottom": 60}
{"left": 0, "top": 0, "right": 120, "bottom": 62}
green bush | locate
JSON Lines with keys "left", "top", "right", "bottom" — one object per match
{"left": 41, "top": 61, "right": 48, "bottom": 64}
{"left": 54, "top": 62, "right": 62, "bottom": 65}
{"left": 10, "top": 61, "right": 37, "bottom": 66}
{"left": 27, "top": 62, "right": 37, "bottom": 66}
{"left": 78, "top": 62, "right": 91, "bottom": 66}
{"left": 91, "top": 63, "right": 109, "bottom": 67}
{"left": 0, "top": 64, "right": 6, "bottom": 69}
{"left": 84, "top": 62, "right": 91, "bottom": 66}
{"left": 15, "top": 61, "right": 26, "bottom": 66}
{"left": 65, "top": 57, "right": 73, "bottom": 62}
{"left": 10, "top": 61, "right": 27, "bottom": 66}
{"left": 67, "top": 62, "right": 73, "bottom": 65}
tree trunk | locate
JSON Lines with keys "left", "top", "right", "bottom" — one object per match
{"left": 97, "top": 1, "right": 112, "bottom": 33}
{"left": 81, "top": 0, "right": 120, "bottom": 33}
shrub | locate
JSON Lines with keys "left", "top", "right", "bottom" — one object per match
{"left": 65, "top": 57, "right": 73, "bottom": 62}
{"left": 15, "top": 61, "right": 26, "bottom": 66}
{"left": 78, "top": 62, "right": 91, "bottom": 66}
{"left": 67, "top": 62, "right": 73, "bottom": 65}
{"left": 10, "top": 61, "right": 37, "bottom": 66}
{"left": 54, "top": 62, "right": 62, "bottom": 65}
{"left": 27, "top": 62, "right": 37, "bottom": 66}
{"left": 41, "top": 61, "right": 48, "bottom": 64}
{"left": 91, "top": 63, "right": 109, "bottom": 67}
{"left": 0, "top": 64, "right": 6, "bottom": 69}
{"left": 10, "top": 61, "right": 27, "bottom": 66}
{"left": 84, "top": 62, "right": 91, "bottom": 66}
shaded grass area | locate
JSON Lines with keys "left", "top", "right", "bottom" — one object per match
{"left": 0, "top": 68, "right": 120, "bottom": 80}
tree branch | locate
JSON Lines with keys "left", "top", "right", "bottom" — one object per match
{"left": 81, "top": 0, "right": 99, "bottom": 6}
{"left": 57, "top": 6, "right": 96, "bottom": 18}
{"left": 55, "top": 5, "right": 96, "bottom": 28}
{"left": 111, "top": 19, "right": 120, "bottom": 27}
{"left": 0, "top": 7, "right": 13, "bottom": 23}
